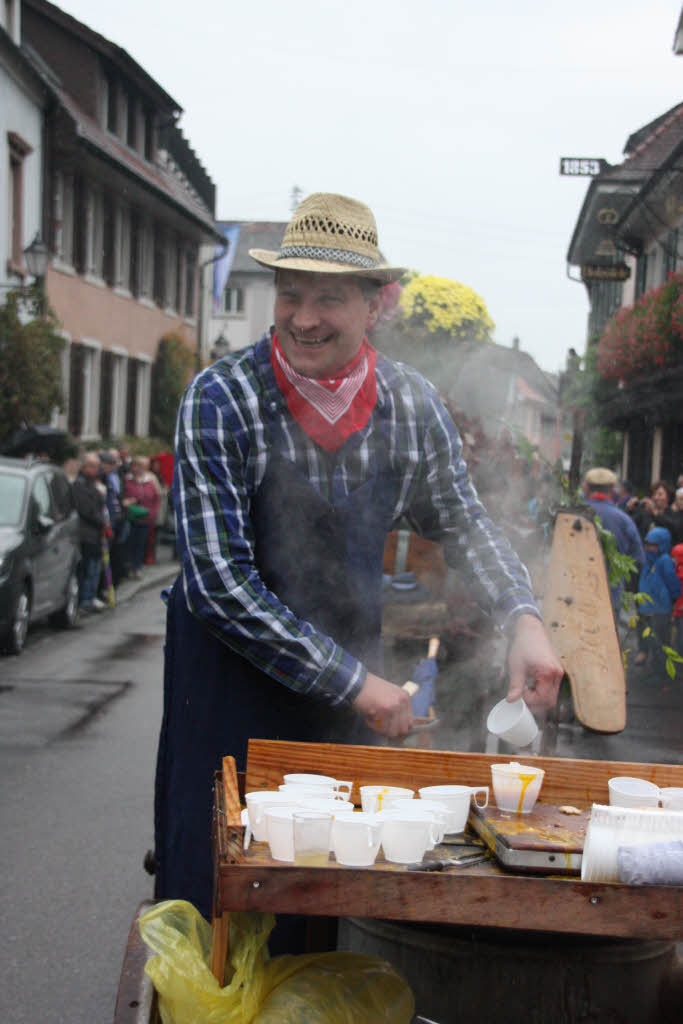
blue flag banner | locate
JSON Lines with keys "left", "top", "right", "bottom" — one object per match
{"left": 212, "top": 224, "right": 241, "bottom": 312}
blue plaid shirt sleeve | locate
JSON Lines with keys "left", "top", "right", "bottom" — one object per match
{"left": 173, "top": 370, "right": 366, "bottom": 706}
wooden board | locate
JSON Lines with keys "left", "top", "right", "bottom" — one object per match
{"left": 544, "top": 511, "right": 626, "bottom": 733}
{"left": 243, "top": 739, "right": 683, "bottom": 807}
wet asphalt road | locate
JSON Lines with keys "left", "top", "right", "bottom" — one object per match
{"left": 0, "top": 563, "right": 680, "bottom": 1024}
{"left": 0, "top": 574, "right": 170, "bottom": 1024}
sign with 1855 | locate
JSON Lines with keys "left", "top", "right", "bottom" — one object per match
{"left": 559, "top": 157, "right": 608, "bottom": 177}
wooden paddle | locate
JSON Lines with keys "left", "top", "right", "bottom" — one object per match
{"left": 543, "top": 511, "right": 626, "bottom": 733}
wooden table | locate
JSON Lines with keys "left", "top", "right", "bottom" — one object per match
{"left": 210, "top": 739, "right": 683, "bottom": 984}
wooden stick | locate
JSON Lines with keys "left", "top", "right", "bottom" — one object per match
{"left": 210, "top": 911, "right": 230, "bottom": 985}
{"left": 428, "top": 635, "right": 440, "bottom": 659}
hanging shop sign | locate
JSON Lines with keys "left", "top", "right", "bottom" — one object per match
{"left": 581, "top": 263, "right": 631, "bottom": 282}
{"left": 559, "top": 157, "right": 609, "bottom": 177}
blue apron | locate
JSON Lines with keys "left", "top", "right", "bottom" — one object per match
{"left": 154, "top": 404, "right": 398, "bottom": 918}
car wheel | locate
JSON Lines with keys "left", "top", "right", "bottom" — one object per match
{"left": 7, "top": 586, "right": 30, "bottom": 655}
{"left": 52, "top": 569, "right": 80, "bottom": 629}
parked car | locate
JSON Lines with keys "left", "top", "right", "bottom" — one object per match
{"left": 0, "top": 457, "right": 81, "bottom": 654}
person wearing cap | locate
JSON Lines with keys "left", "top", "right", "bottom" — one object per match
{"left": 582, "top": 468, "right": 645, "bottom": 616}
{"left": 154, "top": 193, "right": 563, "bottom": 921}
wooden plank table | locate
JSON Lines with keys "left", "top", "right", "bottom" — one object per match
{"left": 210, "top": 740, "right": 683, "bottom": 983}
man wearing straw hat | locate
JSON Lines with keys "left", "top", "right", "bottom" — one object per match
{"left": 154, "top": 193, "right": 562, "bottom": 920}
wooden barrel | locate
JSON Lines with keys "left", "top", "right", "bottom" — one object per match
{"left": 338, "top": 917, "right": 679, "bottom": 1024}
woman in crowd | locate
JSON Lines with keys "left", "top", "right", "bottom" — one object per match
{"left": 123, "top": 456, "right": 161, "bottom": 578}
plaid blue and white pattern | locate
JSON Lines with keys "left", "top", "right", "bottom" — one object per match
{"left": 173, "top": 335, "right": 539, "bottom": 706}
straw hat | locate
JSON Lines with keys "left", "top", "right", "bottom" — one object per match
{"left": 249, "top": 193, "right": 406, "bottom": 283}
{"left": 585, "top": 468, "right": 617, "bottom": 487}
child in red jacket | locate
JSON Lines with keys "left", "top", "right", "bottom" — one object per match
{"left": 673, "top": 542, "right": 683, "bottom": 653}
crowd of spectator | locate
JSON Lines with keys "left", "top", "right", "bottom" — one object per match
{"left": 67, "top": 446, "right": 171, "bottom": 614}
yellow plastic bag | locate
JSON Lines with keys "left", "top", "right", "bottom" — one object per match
{"left": 139, "top": 900, "right": 414, "bottom": 1024}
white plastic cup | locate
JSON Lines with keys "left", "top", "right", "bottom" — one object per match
{"left": 264, "top": 805, "right": 301, "bottom": 861}
{"left": 379, "top": 811, "right": 441, "bottom": 864}
{"left": 608, "top": 777, "right": 660, "bottom": 808}
{"left": 418, "top": 785, "right": 489, "bottom": 833}
{"left": 246, "top": 791, "right": 302, "bottom": 842}
{"left": 279, "top": 783, "right": 344, "bottom": 801}
{"left": 292, "top": 810, "right": 332, "bottom": 866}
{"left": 360, "top": 785, "right": 414, "bottom": 813}
{"left": 491, "top": 763, "right": 545, "bottom": 814}
{"left": 331, "top": 812, "right": 383, "bottom": 866}
{"left": 283, "top": 774, "right": 352, "bottom": 797}
{"left": 387, "top": 801, "right": 446, "bottom": 848}
{"left": 487, "top": 697, "right": 538, "bottom": 747}
{"left": 293, "top": 797, "right": 353, "bottom": 816}
{"left": 659, "top": 788, "right": 683, "bottom": 810}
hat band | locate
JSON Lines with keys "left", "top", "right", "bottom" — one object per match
{"left": 277, "top": 244, "right": 379, "bottom": 269}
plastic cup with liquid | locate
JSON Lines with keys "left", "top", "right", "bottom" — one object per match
{"left": 360, "top": 785, "right": 414, "bottom": 813}
{"left": 491, "top": 762, "right": 545, "bottom": 814}
{"left": 292, "top": 810, "right": 332, "bottom": 866}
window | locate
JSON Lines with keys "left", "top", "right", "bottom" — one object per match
{"left": 635, "top": 252, "right": 648, "bottom": 301}
{"left": 102, "top": 194, "right": 116, "bottom": 286}
{"left": 223, "top": 286, "right": 245, "bottom": 314}
{"left": 125, "top": 358, "right": 138, "bottom": 435}
{"left": 126, "top": 93, "right": 137, "bottom": 149}
{"left": 68, "top": 343, "right": 85, "bottom": 436}
{"left": 7, "top": 132, "right": 33, "bottom": 271}
{"left": 144, "top": 109, "right": 155, "bottom": 162}
{"left": 53, "top": 171, "right": 75, "bottom": 266}
{"left": 99, "top": 350, "right": 114, "bottom": 436}
{"left": 664, "top": 229, "right": 679, "bottom": 278}
{"left": 153, "top": 225, "right": 166, "bottom": 307}
{"left": 106, "top": 72, "right": 118, "bottom": 134}
{"left": 185, "top": 247, "right": 196, "bottom": 317}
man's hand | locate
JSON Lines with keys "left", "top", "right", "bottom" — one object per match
{"left": 352, "top": 672, "right": 414, "bottom": 738}
{"left": 506, "top": 614, "right": 564, "bottom": 711}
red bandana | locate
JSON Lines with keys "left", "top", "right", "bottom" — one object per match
{"left": 270, "top": 333, "right": 377, "bottom": 452}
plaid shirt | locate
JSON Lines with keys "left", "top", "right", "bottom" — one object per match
{"left": 174, "top": 335, "right": 538, "bottom": 706}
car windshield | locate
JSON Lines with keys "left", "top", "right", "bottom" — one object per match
{"left": 0, "top": 473, "right": 27, "bottom": 526}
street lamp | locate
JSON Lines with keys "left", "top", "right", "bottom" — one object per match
{"left": 23, "top": 233, "right": 49, "bottom": 278}
{"left": 211, "top": 331, "right": 230, "bottom": 361}
{"left": 23, "top": 233, "right": 49, "bottom": 314}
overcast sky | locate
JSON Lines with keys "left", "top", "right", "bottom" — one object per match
{"left": 55, "top": 0, "right": 682, "bottom": 373}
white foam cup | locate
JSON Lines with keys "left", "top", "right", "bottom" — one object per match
{"left": 418, "top": 785, "right": 489, "bottom": 833}
{"left": 491, "top": 763, "right": 545, "bottom": 814}
{"left": 283, "top": 774, "right": 352, "bottom": 797}
{"left": 331, "top": 812, "right": 383, "bottom": 866}
{"left": 379, "top": 810, "right": 442, "bottom": 863}
{"left": 608, "top": 777, "right": 660, "bottom": 808}
{"left": 264, "top": 805, "right": 302, "bottom": 862}
{"left": 292, "top": 810, "right": 332, "bottom": 866}
{"left": 360, "top": 785, "right": 414, "bottom": 813}
{"left": 659, "top": 788, "right": 683, "bottom": 810}
{"left": 487, "top": 697, "right": 538, "bottom": 747}
{"left": 246, "top": 791, "right": 302, "bottom": 842}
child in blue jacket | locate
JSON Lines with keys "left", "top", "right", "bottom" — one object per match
{"left": 635, "top": 526, "right": 682, "bottom": 665}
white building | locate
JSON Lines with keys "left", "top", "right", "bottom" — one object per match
{"left": 1, "top": 0, "right": 47, "bottom": 295}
